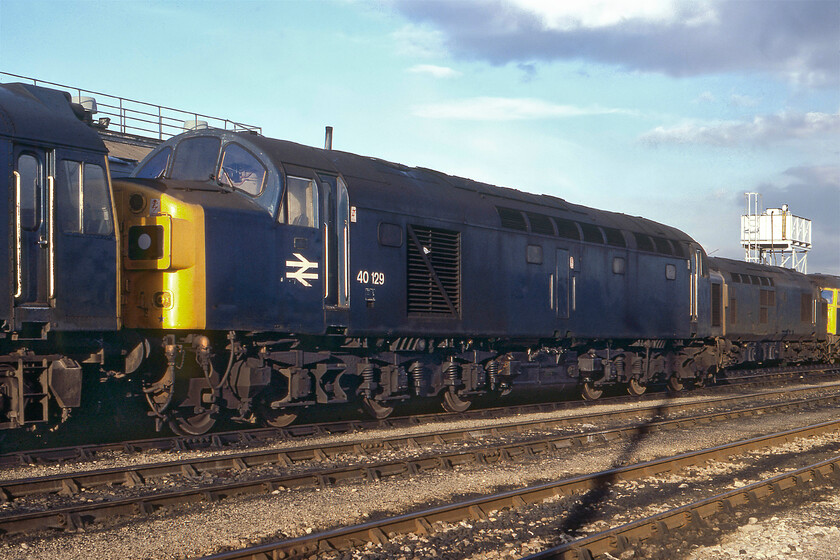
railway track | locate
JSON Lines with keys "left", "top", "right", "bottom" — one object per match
{"left": 2, "top": 364, "right": 836, "bottom": 467}
{"left": 524, "top": 456, "right": 840, "bottom": 559}
{"left": 197, "top": 420, "right": 840, "bottom": 560}
{"left": 1, "top": 381, "right": 839, "bottom": 541}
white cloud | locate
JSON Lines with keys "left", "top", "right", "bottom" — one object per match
{"left": 640, "top": 111, "right": 840, "bottom": 146}
{"left": 412, "top": 97, "right": 633, "bottom": 120}
{"left": 407, "top": 64, "right": 461, "bottom": 78}
{"left": 508, "top": 0, "right": 717, "bottom": 31}
{"left": 394, "top": 0, "right": 839, "bottom": 88}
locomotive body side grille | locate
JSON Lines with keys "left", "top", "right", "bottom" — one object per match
{"left": 496, "top": 207, "right": 528, "bottom": 231}
{"left": 406, "top": 225, "right": 461, "bottom": 316}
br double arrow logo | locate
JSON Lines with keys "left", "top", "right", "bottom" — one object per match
{"left": 285, "top": 253, "right": 319, "bottom": 287}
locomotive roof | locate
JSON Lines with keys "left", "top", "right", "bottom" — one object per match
{"left": 708, "top": 256, "right": 818, "bottom": 288}
{"left": 136, "top": 128, "right": 698, "bottom": 250}
{"left": 241, "top": 132, "right": 698, "bottom": 246}
{"left": 0, "top": 83, "right": 106, "bottom": 152}
{"left": 810, "top": 273, "right": 840, "bottom": 290}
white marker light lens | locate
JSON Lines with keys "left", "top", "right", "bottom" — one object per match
{"left": 138, "top": 233, "right": 152, "bottom": 250}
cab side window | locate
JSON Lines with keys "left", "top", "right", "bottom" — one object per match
{"left": 59, "top": 161, "right": 114, "bottom": 236}
{"left": 218, "top": 143, "right": 266, "bottom": 196}
{"left": 135, "top": 147, "right": 172, "bottom": 179}
{"left": 280, "top": 176, "right": 319, "bottom": 228}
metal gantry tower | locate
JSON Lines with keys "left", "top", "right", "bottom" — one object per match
{"left": 741, "top": 192, "right": 812, "bottom": 273}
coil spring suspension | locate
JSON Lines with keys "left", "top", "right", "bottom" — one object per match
{"left": 445, "top": 361, "right": 460, "bottom": 387}
{"left": 613, "top": 355, "right": 625, "bottom": 378}
{"left": 396, "top": 366, "right": 408, "bottom": 392}
{"left": 410, "top": 362, "right": 424, "bottom": 396}
{"left": 360, "top": 364, "right": 375, "bottom": 398}
{"left": 486, "top": 360, "right": 499, "bottom": 390}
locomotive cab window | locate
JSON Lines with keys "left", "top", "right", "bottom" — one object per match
{"left": 58, "top": 160, "right": 113, "bottom": 236}
{"left": 170, "top": 136, "right": 221, "bottom": 181}
{"left": 135, "top": 147, "right": 172, "bottom": 179}
{"left": 279, "top": 176, "right": 319, "bottom": 228}
{"left": 217, "top": 143, "right": 266, "bottom": 196}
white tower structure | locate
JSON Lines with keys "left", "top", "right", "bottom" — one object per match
{"left": 741, "top": 192, "right": 811, "bottom": 273}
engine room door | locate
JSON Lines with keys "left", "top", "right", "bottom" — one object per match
{"left": 13, "top": 147, "right": 52, "bottom": 310}
{"left": 318, "top": 174, "right": 349, "bottom": 308}
{"left": 555, "top": 248, "right": 570, "bottom": 319}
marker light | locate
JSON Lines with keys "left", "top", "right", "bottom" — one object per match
{"left": 128, "top": 225, "right": 164, "bottom": 260}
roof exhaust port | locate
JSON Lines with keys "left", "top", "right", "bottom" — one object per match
{"left": 325, "top": 126, "right": 333, "bottom": 150}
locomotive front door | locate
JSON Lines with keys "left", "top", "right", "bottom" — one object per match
{"left": 13, "top": 147, "right": 52, "bottom": 311}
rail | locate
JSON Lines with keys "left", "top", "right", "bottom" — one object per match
{"left": 2, "top": 388, "right": 839, "bottom": 537}
{"left": 0, "top": 71, "right": 261, "bottom": 141}
{"left": 197, "top": 418, "right": 840, "bottom": 559}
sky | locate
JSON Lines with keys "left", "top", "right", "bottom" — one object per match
{"left": 1, "top": 0, "right": 838, "bottom": 274}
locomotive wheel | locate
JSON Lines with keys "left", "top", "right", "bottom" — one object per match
{"left": 580, "top": 382, "right": 603, "bottom": 401}
{"left": 361, "top": 397, "right": 394, "bottom": 420}
{"left": 668, "top": 375, "right": 685, "bottom": 392}
{"left": 168, "top": 411, "right": 216, "bottom": 436}
{"left": 442, "top": 388, "right": 471, "bottom": 413}
{"left": 627, "top": 378, "right": 646, "bottom": 396}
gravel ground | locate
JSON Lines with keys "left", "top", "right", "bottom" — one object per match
{"left": 0, "top": 389, "right": 838, "bottom": 559}
{"left": 683, "top": 490, "right": 840, "bottom": 560}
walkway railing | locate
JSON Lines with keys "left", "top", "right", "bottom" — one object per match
{"left": 0, "top": 71, "right": 261, "bottom": 140}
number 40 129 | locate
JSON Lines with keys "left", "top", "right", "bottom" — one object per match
{"left": 357, "top": 271, "right": 385, "bottom": 285}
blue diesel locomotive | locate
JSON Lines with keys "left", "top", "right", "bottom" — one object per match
{"left": 1, "top": 82, "right": 837, "bottom": 435}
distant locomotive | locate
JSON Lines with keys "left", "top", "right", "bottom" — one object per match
{"left": 2, "top": 82, "right": 838, "bottom": 436}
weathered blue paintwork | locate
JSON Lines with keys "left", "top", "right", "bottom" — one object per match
{"left": 0, "top": 83, "right": 117, "bottom": 334}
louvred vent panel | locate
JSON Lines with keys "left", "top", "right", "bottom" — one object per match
{"left": 407, "top": 225, "right": 461, "bottom": 316}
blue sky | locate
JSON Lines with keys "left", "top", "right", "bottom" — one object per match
{"left": 1, "top": 0, "right": 838, "bottom": 273}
